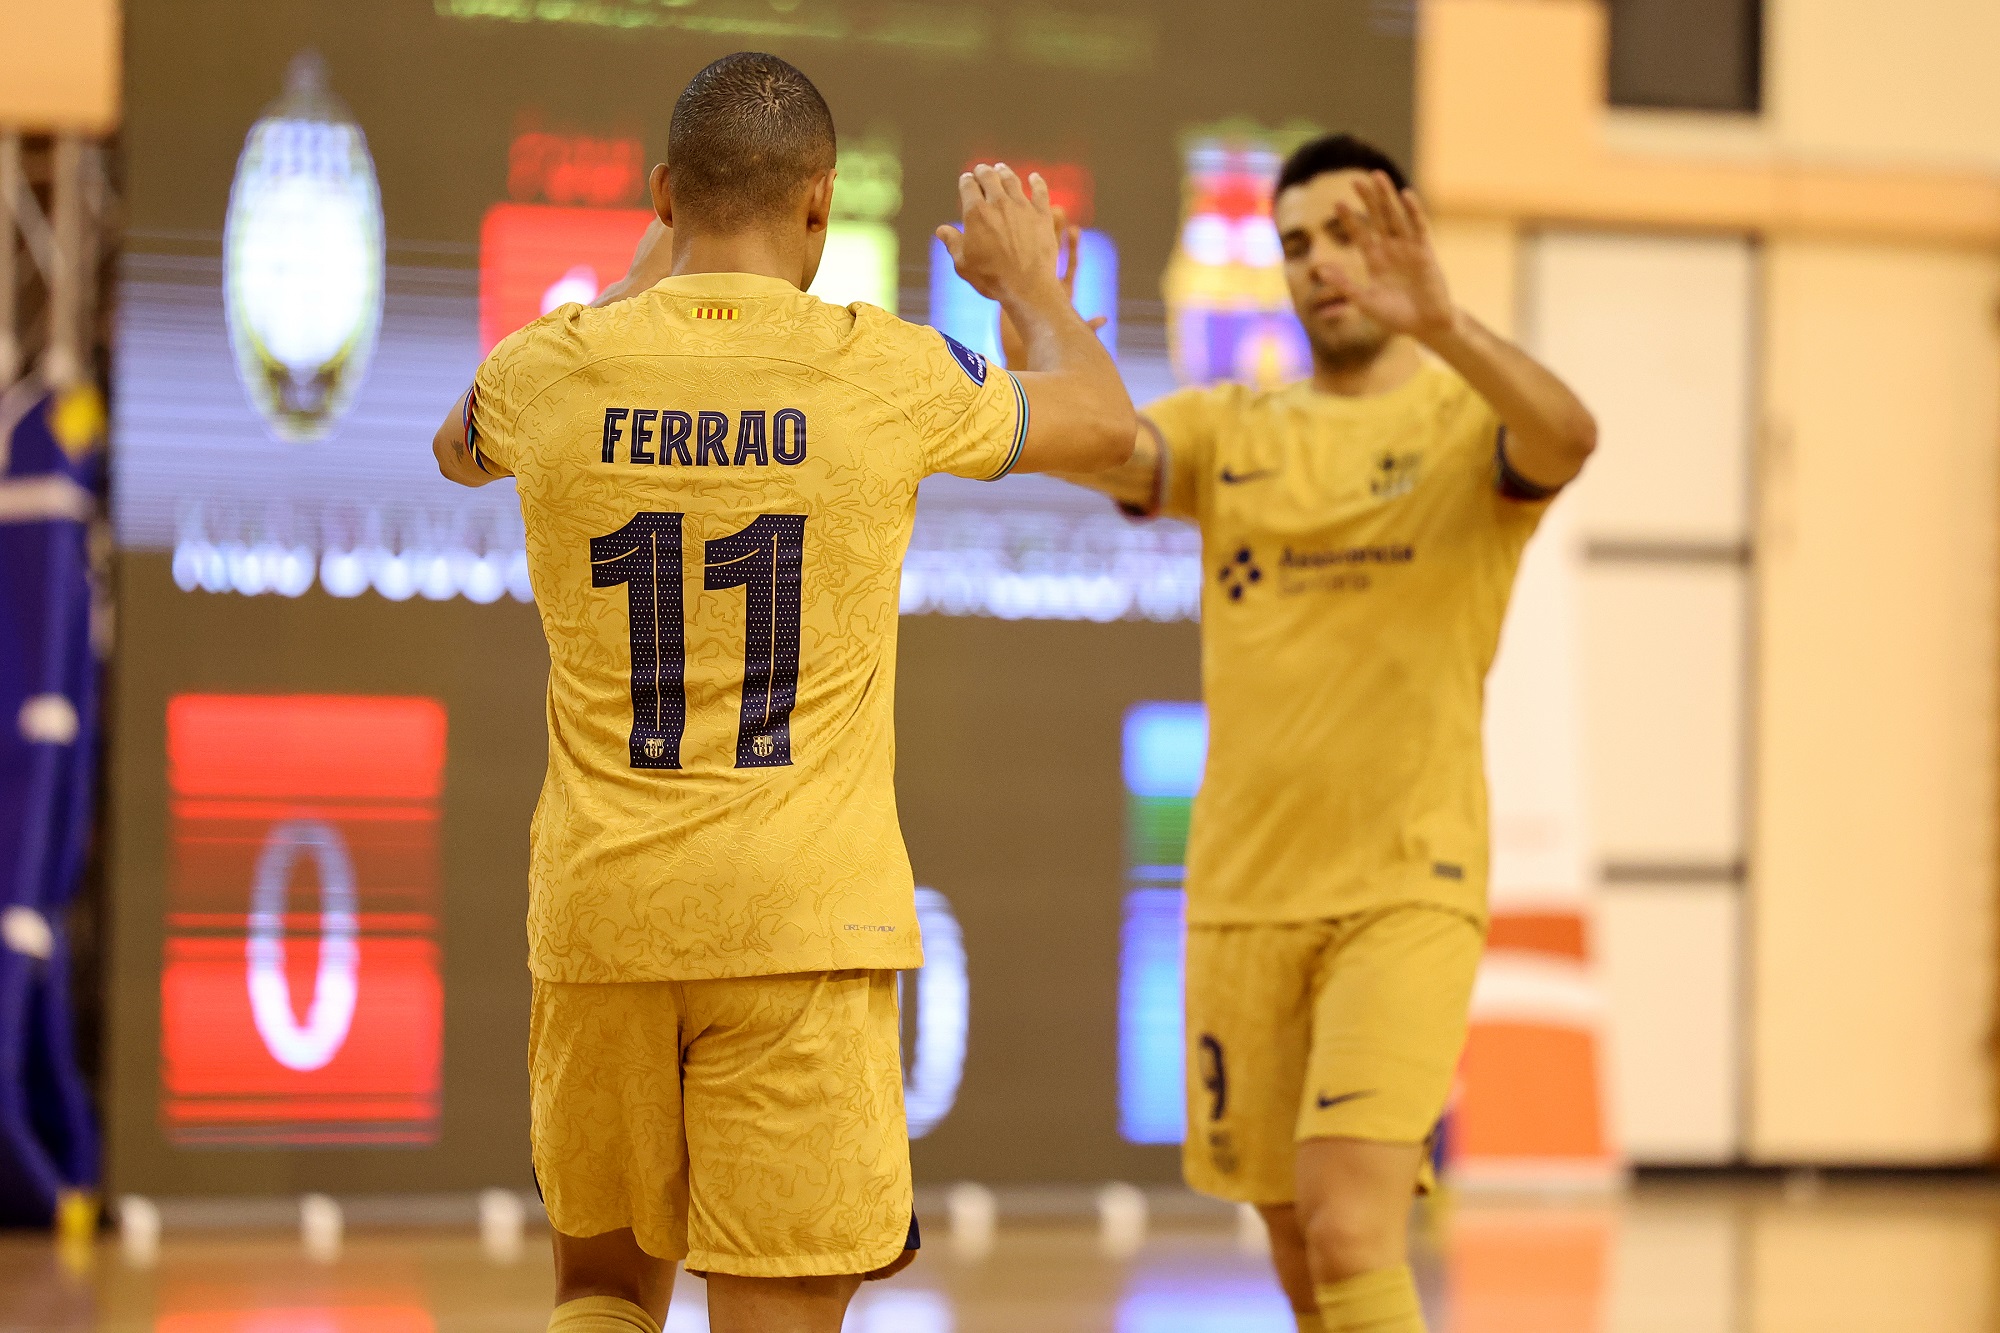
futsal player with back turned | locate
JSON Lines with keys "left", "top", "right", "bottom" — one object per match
{"left": 1044, "top": 134, "right": 1598, "bottom": 1333}
{"left": 429, "top": 53, "right": 1134, "bottom": 1333}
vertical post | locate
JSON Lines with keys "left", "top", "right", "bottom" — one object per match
{"left": 0, "top": 131, "right": 20, "bottom": 388}
{"left": 75, "top": 143, "right": 100, "bottom": 361}
{"left": 46, "top": 133, "right": 84, "bottom": 387}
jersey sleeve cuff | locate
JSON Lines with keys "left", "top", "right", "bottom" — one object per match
{"left": 464, "top": 385, "right": 495, "bottom": 476}
{"left": 982, "top": 370, "right": 1029, "bottom": 482}
{"left": 1116, "top": 416, "right": 1170, "bottom": 518}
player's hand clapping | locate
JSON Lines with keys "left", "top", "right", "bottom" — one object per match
{"left": 1327, "top": 171, "right": 1459, "bottom": 343}
{"left": 936, "top": 164, "right": 1064, "bottom": 306}
{"left": 936, "top": 161, "right": 1133, "bottom": 474}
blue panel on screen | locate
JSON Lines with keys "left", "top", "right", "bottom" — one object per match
{"left": 1122, "top": 702, "right": 1207, "bottom": 798}
{"left": 1118, "top": 888, "right": 1187, "bottom": 1144}
{"left": 929, "top": 229, "right": 1119, "bottom": 363}
{"left": 929, "top": 236, "right": 1001, "bottom": 363}
{"left": 1072, "top": 229, "right": 1119, "bottom": 353}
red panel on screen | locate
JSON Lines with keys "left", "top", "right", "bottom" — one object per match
{"left": 479, "top": 203, "right": 654, "bottom": 353}
{"left": 162, "top": 696, "right": 446, "bottom": 1148}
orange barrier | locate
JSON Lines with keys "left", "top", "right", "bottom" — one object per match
{"left": 1453, "top": 909, "right": 1619, "bottom": 1189}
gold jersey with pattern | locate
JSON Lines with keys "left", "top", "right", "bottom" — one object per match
{"left": 1145, "top": 360, "right": 1548, "bottom": 925}
{"left": 471, "top": 272, "right": 1027, "bottom": 983}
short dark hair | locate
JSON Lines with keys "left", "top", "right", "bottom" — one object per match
{"left": 667, "top": 52, "right": 837, "bottom": 228}
{"left": 1273, "top": 133, "right": 1409, "bottom": 204}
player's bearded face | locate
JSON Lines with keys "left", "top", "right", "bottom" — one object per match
{"left": 1277, "top": 173, "right": 1392, "bottom": 369}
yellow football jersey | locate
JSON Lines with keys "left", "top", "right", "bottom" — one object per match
{"left": 1144, "top": 360, "right": 1548, "bottom": 925}
{"left": 470, "top": 272, "right": 1027, "bottom": 983}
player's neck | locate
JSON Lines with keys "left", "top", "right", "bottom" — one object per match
{"left": 1308, "top": 335, "right": 1423, "bottom": 399}
{"left": 668, "top": 230, "right": 809, "bottom": 290}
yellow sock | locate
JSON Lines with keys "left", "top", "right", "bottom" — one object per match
{"left": 547, "top": 1296, "right": 661, "bottom": 1333}
{"left": 1294, "top": 1311, "right": 1329, "bottom": 1333}
{"left": 1314, "top": 1266, "right": 1424, "bottom": 1332}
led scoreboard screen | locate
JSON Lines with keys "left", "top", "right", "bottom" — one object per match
{"left": 106, "top": 0, "right": 1413, "bottom": 1194}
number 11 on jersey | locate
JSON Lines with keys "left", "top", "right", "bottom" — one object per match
{"left": 591, "top": 512, "right": 805, "bottom": 771}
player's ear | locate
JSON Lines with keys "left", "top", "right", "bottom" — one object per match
{"left": 804, "top": 168, "right": 836, "bottom": 235}
{"left": 651, "top": 163, "right": 674, "bottom": 229}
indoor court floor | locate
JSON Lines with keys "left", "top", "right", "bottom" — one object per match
{"left": 1, "top": 1176, "right": 1992, "bottom": 1333}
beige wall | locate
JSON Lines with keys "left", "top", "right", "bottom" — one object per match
{"left": 1430, "top": 218, "right": 1520, "bottom": 337}
{"left": 0, "top": 0, "right": 119, "bottom": 131}
{"left": 1752, "top": 240, "right": 2000, "bottom": 1159}
{"left": 1770, "top": 0, "right": 2000, "bottom": 175}
{"left": 1422, "top": 0, "right": 2000, "bottom": 1162}
{"left": 1418, "top": 0, "right": 2000, "bottom": 247}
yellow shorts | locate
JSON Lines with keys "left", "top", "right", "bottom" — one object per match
{"left": 1181, "top": 905, "right": 1484, "bottom": 1204}
{"left": 528, "top": 969, "right": 913, "bottom": 1278}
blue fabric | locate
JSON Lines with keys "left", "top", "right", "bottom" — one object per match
{"left": 0, "top": 386, "right": 103, "bottom": 1225}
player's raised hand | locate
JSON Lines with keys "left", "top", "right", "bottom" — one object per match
{"left": 936, "top": 164, "right": 1062, "bottom": 305}
{"left": 1329, "top": 171, "right": 1457, "bottom": 343}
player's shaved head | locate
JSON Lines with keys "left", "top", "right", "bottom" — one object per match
{"left": 668, "top": 52, "right": 836, "bottom": 230}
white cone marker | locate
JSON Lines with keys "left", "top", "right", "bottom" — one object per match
{"left": 1096, "top": 1182, "right": 1147, "bottom": 1260}
{"left": 946, "top": 1181, "right": 997, "bottom": 1263}
{"left": 479, "top": 1188, "right": 526, "bottom": 1264}
{"left": 1235, "top": 1201, "right": 1270, "bottom": 1255}
{"left": 118, "top": 1195, "right": 161, "bottom": 1268}
{"left": 301, "top": 1193, "right": 343, "bottom": 1263}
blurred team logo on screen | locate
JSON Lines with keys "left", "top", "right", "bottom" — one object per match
{"left": 1165, "top": 128, "right": 1311, "bottom": 389}
{"left": 160, "top": 695, "right": 445, "bottom": 1148}
{"left": 223, "top": 52, "right": 384, "bottom": 443}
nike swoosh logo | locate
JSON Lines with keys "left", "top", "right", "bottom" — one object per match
{"left": 1219, "top": 467, "right": 1276, "bottom": 485}
{"left": 1315, "top": 1090, "right": 1376, "bottom": 1111}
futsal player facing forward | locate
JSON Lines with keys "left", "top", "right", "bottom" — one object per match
{"left": 430, "top": 54, "right": 1133, "bottom": 1333}
{"left": 1049, "top": 135, "right": 1597, "bottom": 1332}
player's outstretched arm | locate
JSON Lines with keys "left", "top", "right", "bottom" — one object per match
{"left": 1334, "top": 171, "right": 1597, "bottom": 492}
{"left": 1050, "top": 423, "right": 1162, "bottom": 512}
{"left": 937, "top": 165, "right": 1135, "bottom": 475}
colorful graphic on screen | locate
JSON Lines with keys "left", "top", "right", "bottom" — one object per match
{"left": 161, "top": 695, "right": 445, "bottom": 1147}
{"left": 812, "top": 136, "right": 903, "bottom": 312}
{"left": 1164, "top": 127, "right": 1314, "bottom": 389}
{"left": 1118, "top": 701, "right": 1206, "bottom": 1144}
{"left": 479, "top": 202, "right": 654, "bottom": 353}
{"left": 480, "top": 125, "right": 654, "bottom": 349}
